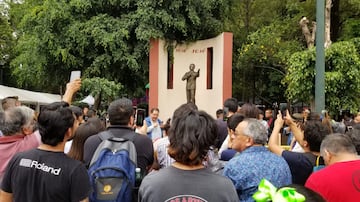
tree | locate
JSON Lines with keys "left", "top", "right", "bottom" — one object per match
{"left": 0, "top": 14, "right": 13, "bottom": 64}
{"left": 284, "top": 38, "right": 360, "bottom": 115}
{"left": 236, "top": 21, "right": 303, "bottom": 104}
{"left": 231, "top": 0, "right": 308, "bottom": 104}
{"left": 9, "top": 0, "right": 227, "bottom": 98}
{"left": 79, "top": 77, "right": 123, "bottom": 110}
{"left": 0, "top": 1, "right": 15, "bottom": 84}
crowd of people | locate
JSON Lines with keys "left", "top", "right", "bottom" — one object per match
{"left": 1, "top": 79, "right": 360, "bottom": 202}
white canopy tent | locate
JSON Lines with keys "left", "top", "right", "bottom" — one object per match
{"left": 0, "top": 85, "right": 62, "bottom": 111}
{"left": 80, "top": 95, "right": 95, "bottom": 106}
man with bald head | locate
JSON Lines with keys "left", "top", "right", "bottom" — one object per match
{"left": 305, "top": 134, "right": 360, "bottom": 201}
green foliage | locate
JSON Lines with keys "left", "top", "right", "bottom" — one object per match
{"left": 135, "top": 0, "right": 226, "bottom": 42}
{"left": 81, "top": 77, "right": 123, "bottom": 99}
{"left": 340, "top": 19, "right": 360, "bottom": 40}
{"left": 284, "top": 49, "right": 316, "bottom": 103}
{"left": 229, "top": 0, "right": 318, "bottom": 104}
{"left": 0, "top": 3, "right": 14, "bottom": 65}
{"left": 235, "top": 18, "right": 304, "bottom": 104}
{"left": 0, "top": 14, "right": 14, "bottom": 60}
{"left": 8, "top": 0, "right": 227, "bottom": 98}
{"left": 285, "top": 40, "right": 360, "bottom": 114}
{"left": 75, "top": 77, "right": 123, "bottom": 112}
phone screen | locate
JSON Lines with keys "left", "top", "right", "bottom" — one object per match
{"left": 223, "top": 107, "right": 229, "bottom": 121}
{"left": 70, "top": 71, "right": 81, "bottom": 82}
{"left": 135, "top": 109, "right": 146, "bottom": 126}
{"left": 279, "top": 103, "right": 287, "bottom": 118}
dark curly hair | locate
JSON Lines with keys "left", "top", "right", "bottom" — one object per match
{"left": 167, "top": 103, "right": 217, "bottom": 166}
{"left": 304, "top": 120, "right": 331, "bottom": 152}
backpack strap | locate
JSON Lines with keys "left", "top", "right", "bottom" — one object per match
{"left": 315, "top": 155, "right": 321, "bottom": 166}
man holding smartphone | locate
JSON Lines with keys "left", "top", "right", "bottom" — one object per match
{"left": 145, "top": 108, "right": 163, "bottom": 142}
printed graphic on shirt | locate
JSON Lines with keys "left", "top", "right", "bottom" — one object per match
{"left": 19, "top": 158, "right": 62, "bottom": 175}
{"left": 165, "top": 195, "right": 207, "bottom": 202}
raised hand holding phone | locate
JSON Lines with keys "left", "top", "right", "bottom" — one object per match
{"left": 63, "top": 71, "right": 82, "bottom": 105}
{"left": 70, "top": 70, "right": 81, "bottom": 82}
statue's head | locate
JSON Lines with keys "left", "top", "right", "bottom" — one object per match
{"left": 189, "top": 64, "right": 195, "bottom": 71}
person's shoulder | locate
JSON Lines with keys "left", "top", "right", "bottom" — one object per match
{"left": 63, "top": 154, "right": 86, "bottom": 166}
{"left": 225, "top": 154, "right": 242, "bottom": 168}
{"left": 85, "top": 132, "right": 102, "bottom": 143}
{"left": 155, "top": 136, "right": 169, "bottom": 145}
{"left": 281, "top": 150, "right": 302, "bottom": 158}
{"left": 142, "top": 168, "right": 171, "bottom": 184}
{"left": 211, "top": 171, "right": 236, "bottom": 186}
{"left": 306, "top": 167, "right": 324, "bottom": 184}
{"left": 23, "top": 132, "right": 41, "bottom": 144}
{"left": 283, "top": 151, "right": 313, "bottom": 165}
{"left": 264, "top": 148, "right": 286, "bottom": 160}
{"left": 11, "top": 148, "right": 37, "bottom": 159}
{"left": 134, "top": 132, "right": 151, "bottom": 141}
{"left": 216, "top": 119, "right": 227, "bottom": 126}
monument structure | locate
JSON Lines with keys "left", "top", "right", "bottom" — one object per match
{"left": 148, "top": 32, "right": 233, "bottom": 120}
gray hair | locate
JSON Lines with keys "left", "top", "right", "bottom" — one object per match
{"left": 242, "top": 118, "right": 268, "bottom": 145}
{"left": 320, "top": 133, "right": 357, "bottom": 156}
{"left": 0, "top": 106, "right": 34, "bottom": 136}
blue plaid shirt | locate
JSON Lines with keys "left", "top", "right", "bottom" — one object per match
{"left": 223, "top": 146, "right": 292, "bottom": 202}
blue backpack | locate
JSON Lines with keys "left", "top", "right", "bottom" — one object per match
{"left": 88, "top": 131, "right": 137, "bottom": 202}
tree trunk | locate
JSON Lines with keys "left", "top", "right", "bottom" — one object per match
{"left": 244, "top": 0, "right": 251, "bottom": 35}
{"left": 299, "top": 17, "right": 315, "bottom": 49}
{"left": 93, "top": 92, "right": 102, "bottom": 110}
{"left": 325, "top": 0, "right": 332, "bottom": 48}
{"left": 300, "top": 0, "right": 332, "bottom": 49}
{"left": 330, "top": 0, "right": 340, "bottom": 42}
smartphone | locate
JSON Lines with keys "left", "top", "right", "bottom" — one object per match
{"left": 70, "top": 70, "right": 81, "bottom": 82}
{"left": 279, "top": 103, "right": 287, "bottom": 118}
{"left": 135, "top": 109, "right": 146, "bottom": 126}
{"left": 223, "top": 107, "right": 229, "bottom": 121}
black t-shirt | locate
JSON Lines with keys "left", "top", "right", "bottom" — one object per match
{"left": 282, "top": 151, "right": 324, "bottom": 185}
{"left": 1, "top": 149, "right": 90, "bottom": 202}
{"left": 83, "top": 126, "right": 154, "bottom": 174}
{"left": 215, "top": 119, "right": 228, "bottom": 150}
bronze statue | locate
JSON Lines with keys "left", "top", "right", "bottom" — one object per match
{"left": 182, "top": 64, "right": 200, "bottom": 104}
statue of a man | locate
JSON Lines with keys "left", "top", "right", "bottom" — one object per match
{"left": 182, "top": 63, "right": 200, "bottom": 104}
